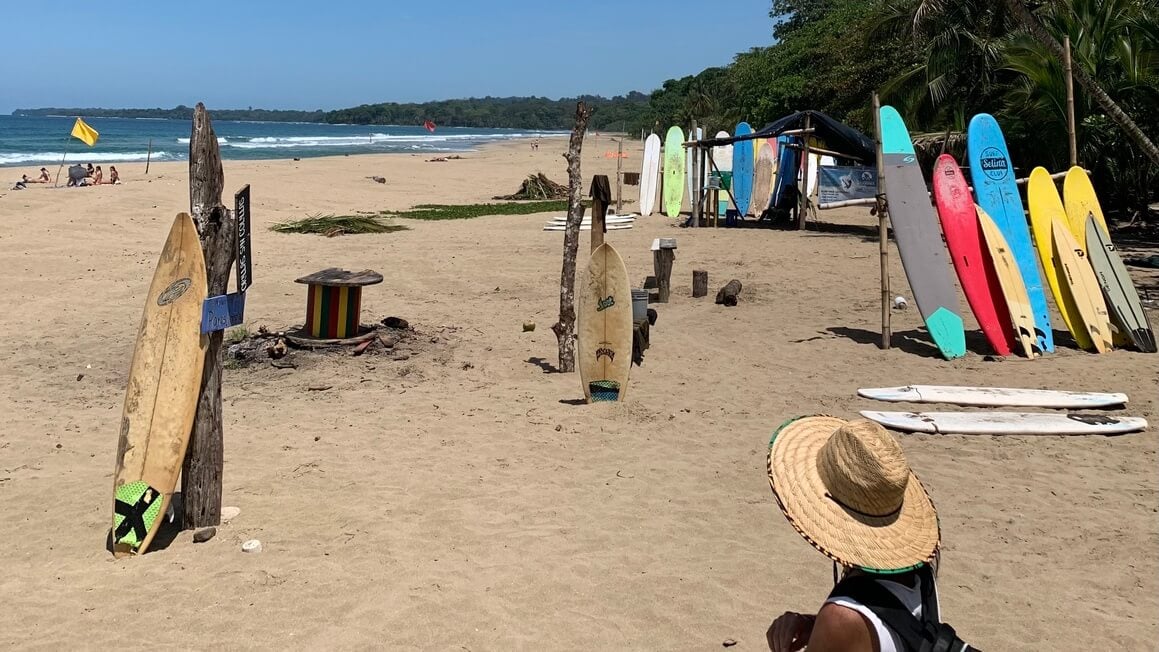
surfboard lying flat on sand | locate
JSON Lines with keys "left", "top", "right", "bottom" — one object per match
{"left": 968, "top": 113, "right": 1053, "bottom": 353}
{"left": 977, "top": 206, "right": 1037, "bottom": 357}
{"left": 663, "top": 126, "right": 685, "bottom": 218}
{"left": 113, "top": 213, "right": 208, "bottom": 557}
{"left": 1028, "top": 167, "right": 1095, "bottom": 350}
{"left": 751, "top": 142, "right": 775, "bottom": 216}
{"left": 544, "top": 224, "right": 633, "bottom": 232}
{"left": 879, "top": 106, "right": 965, "bottom": 359}
{"left": 639, "top": 133, "right": 661, "bottom": 216}
{"left": 577, "top": 243, "right": 633, "bottom": 402}
{"left": 857, "top": 385, "right": 1128, "bottom": 409}
{"left": 1086, "top": 216, "right": 1157, "bottom": 352}
{"left": 933, "top": 154, "right": 1012, "bottom": 356}
{"left": 1052, "top": 219, "right": 1113, "bottom": 352}
{"left": 861, "top": 410, "right": 1147, "bottom": 436}
{"left": 732, "top": 122, "right": 754, "bottom": 215}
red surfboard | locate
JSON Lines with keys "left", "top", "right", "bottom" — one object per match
{"left": 932, "top": 154, "right": 1014, "bottom": 356}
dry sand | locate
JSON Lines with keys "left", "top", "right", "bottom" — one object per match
{"left": 1, "top": 137, "right": 1156, "bottom": 650}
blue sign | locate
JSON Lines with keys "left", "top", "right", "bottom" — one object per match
{"left": 818, "top": 166, "right": 878, "bottom": 204}
{"left": 201, "top": 292, "right": 246, "bottom": 334}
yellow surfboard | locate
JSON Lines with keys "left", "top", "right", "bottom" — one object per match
{"left": 1063, "top": 166, "right": 1128, "bottom": 346}
{"left": 112, "top": 213, "right": 208, "bottom": 556}
{"left": 977, "top": 206, "right": 1037, "bottom": 358}
{"left": 1028, "top": 167, "right": 1091, "bottom": 350}
{"left": 1051, "top": 219, "right": 1113, "bottom": 352}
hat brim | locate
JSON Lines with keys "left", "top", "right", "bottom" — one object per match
{"left": 767, "top": 416, "right": 940, "bottom": 572}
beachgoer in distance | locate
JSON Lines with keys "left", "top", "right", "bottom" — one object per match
{"left": 108, "top": 165, "right": 119, "bottom": 184}
{"left": 92, "top": 166, "right": 104, "bottom": 185}
{"left": 86, "top": 163, "right": 95, "bottom": 178}
{"left": 38, "top": 167, "right": 50, "bottom": 182}
{"left": 765, "top": 417, "right": 973, "bottom": 652}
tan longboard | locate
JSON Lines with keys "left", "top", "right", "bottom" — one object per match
{"left": 577, "top": 243, "right": 633, "bottom": 402}
{"left": 112, "top": 213, "right": 208, "bottom": 557}
{"left": 977, "top": 206, "right": 1037, "bottom": 358}
{"left": 1051, "top": 219, "right": 1113, "bottom": 353}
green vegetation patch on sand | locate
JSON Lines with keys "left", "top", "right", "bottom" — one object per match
{"left": 382, "top": 200, "right": 567, "bottom": 221}
{"left": 270, "top": 213, "right": 409, "bottom": 236}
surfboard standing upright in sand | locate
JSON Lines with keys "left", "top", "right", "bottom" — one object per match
{"left": 933, "top": 154, "right": 1013, "bottom": 356}
{"left": 663, "top": 126, "right": 685, "bottom": 218}
{"left": 751, "top": 142, "right": 775, "bottom": 216}
{"left": 731, "top": 122, "right": 754, "bottom": 216}
{"left": 112, "top": 213, "right": 208, "bottom": 557}
{"left": 1051, "top": 219, "right": 1113, "bottom": 352}
{"left": 1085, "top": 216, "right": 1157, "bottom": 352}
{"left": 879, "top": 106, "right": 965, "bottom": 359}
{"left": 577, "top": 243, "right": 634, "bottom": 402}
{"left": 977, "top": 206, "right": 1038, "bottom": 357}
{"left": 639, "top": 133, "right": 661, "bottom": 216}
{"left": 968, "top": 113, "right": 1053, "bottom": 353}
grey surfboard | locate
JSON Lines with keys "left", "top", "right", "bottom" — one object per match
{"left": 1085, "top": 215, "right": 1156, "bottom": 352}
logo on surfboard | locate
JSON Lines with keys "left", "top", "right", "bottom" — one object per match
{"left": 979, "top": 147, "right": 1009, "bottom": 180}
{"left": 596, "top": 295, "right": 615, "bottom": 311}
{"left": 595, "top": 345, "right": 616, "bottom": 362}
{"left": 157, "top": 278, "right": 192, "bottom": 306}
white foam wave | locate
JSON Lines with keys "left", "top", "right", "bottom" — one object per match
{"left": 0, "top": 151, "right": 173, "bottom": 165}
{"left": 176, "top": 137, "right": 229, "bottom": 144}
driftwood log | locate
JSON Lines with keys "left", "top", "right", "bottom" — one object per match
{"left": 715, "top": 279, "right": 742, "bottom": 306}
{"left": 183, "top": 103, "right": 236, "bottom": 529}
{"left": 550, "top": 101, "right": 592, "bottom": 373}
{"left": 692, "top": 270, "right": 708, "bottom": 298}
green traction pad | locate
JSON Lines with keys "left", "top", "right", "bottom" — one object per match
{"left": 113, "top": 481, "right": 164, "bottom": 550}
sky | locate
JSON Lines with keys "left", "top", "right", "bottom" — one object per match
{"left": 0, "top": 0, "right": 774, "bottom": 113}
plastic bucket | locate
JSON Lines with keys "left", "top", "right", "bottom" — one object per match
{"left": 631, "top": 289, "right": 648, "bottom": 322}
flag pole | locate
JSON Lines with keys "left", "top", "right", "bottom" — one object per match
{"left": 54, "top": 134, "right": 72, "bottom": 188}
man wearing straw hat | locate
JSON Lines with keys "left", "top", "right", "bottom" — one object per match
{"left": 765, "top": 417, "right": 974, "bottom": 652}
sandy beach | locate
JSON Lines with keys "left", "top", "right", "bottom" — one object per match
{"left": 1, "top": 137, "right": 1156, "bottom": 649}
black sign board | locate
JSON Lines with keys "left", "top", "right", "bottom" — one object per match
{"left": 235, "top": 184, "right": 253, "bottom": 293}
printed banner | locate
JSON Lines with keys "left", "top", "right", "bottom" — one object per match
{"left": 818, "top": 166, "right": 877, "bottom": 203}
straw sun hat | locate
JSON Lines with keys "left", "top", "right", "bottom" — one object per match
{"left": 767, "top": 416, "right": 940, "bottom": 572}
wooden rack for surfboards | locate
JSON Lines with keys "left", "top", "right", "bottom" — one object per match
{"left": 295, "top": 268, "right": 383, "bottom": 339}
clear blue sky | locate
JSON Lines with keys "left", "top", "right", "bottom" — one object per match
{"left": 1, "top": 0, "right": 774, "bottom": 113}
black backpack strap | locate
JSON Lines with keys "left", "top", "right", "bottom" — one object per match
{"left": 831, "top": 576, "right": 933, "bottom": 652}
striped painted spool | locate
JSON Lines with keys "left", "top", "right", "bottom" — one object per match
{"left": 304, "top": 284, "right": 363, "bottom": 339}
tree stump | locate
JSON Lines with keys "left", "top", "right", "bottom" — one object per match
{"left": 653, "top": 246, "right": 675, "bottom": 303}
{"left": 692, "top": 270, "right": 708, "bottom": 298}
{"left": 716, "top": 279, "right": 743, "bottom": 306}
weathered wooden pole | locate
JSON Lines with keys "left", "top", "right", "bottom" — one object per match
{"left": 797, "top": 113, "right": 812, "bottom": 230}
{"left": 183, "top": 103, "right": 236, "bottom": 529}
{"left": 1063, "top": 35, "right": 1077, "bottom": 167}
{"left": 590, "top": 175, "right": 610, "bottom": 253}
{"left": 690, "top": 120, "right": 700, "bottom": 226}
{"left": 615, "top": 139, "right": 624, "bottom": 215}
{"left": 145, "top": 138, "right": 153, "bottom": 175}
{"left": 872, "top": 93, "right": 891, "bottom": 350}
{"left": 551, "top": 101, "right": 592, "bottom": 373}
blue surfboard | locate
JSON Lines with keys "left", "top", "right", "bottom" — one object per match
{"left": 771, "top": 135, "right": 799, "bottom": 208}
{"left": 732, "top": 122, "right": 754, "bottom": 215}
{"left": 880, "top": 106, "right": 966, "bottom": 359}
{"left": 967, "top": 114, "right": 1053, "bottom": 353}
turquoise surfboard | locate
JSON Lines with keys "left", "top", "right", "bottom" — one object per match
{"left": 732, "top": 122, "right": 754, "bottom": 215}
{"left": 967, "top": 114, "right": 1053, "bottom": 353}
{"left": 880, "top": 106, "right": 966, "bottom": 359}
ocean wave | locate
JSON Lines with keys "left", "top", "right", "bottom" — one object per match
{"left": 0, "top": 151, "right": 174, "bottom": 165}
{"left": 176, "top": 137, "right": 229, "bottom": 144}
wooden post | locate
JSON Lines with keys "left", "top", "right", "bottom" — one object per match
{"left": 551, "top": 101, "right": 593, "bottom": 373}
{"left": 590, "top": 175, "right": 609, "bottom": 253}
{"left": 872, "top": 94, "right": 891, "bottom": 350}
{"left": 1064, "top": 35, "right": 1077, "bottom": 167}
{"left": 690, "top": 120, "right": 699, "bottom": 226}
{"left": 692, "top": 270, "right": 708, "bottom": 298}
{"left": 615, "top": 139, "right": 624, "bottom": 215}
{"left": 653, "top": 240, "right": 675, "bottom": 303}
{"left": 183, "top": 103, "right": 236, "bottom": 529}
{"left": 797, "top": 113, "right": 812, "bottom": 230}
{"left": 145, "top": 138, "right": 153, "bottom": 175}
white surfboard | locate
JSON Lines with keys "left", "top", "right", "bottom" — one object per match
{"left": 686, "top": 127, "right": 705, "bottom": 204}
{"left": 544, "top": 224, "right": 633, "bottom": 231}
{"left": 858, "top": 385, "right": 1128, "bottom": 409}
{"left": 860, "top": 410, "right": 1147, "bottom": 436}
{"left": 639, "top": 133, "right": 661, "bottom": 216}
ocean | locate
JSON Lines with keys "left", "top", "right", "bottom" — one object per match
{"left": 0, "top": 115, "right": 563, "bottom": 167}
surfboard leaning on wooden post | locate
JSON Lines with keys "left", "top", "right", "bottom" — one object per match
{"left": 577, "top": 243, "right": 633, "bottom": 402}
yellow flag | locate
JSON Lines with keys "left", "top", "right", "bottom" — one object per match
{"left": 71, "top": 117, "right": 99, "bottom": 147}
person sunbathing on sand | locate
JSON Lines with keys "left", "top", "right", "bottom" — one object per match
{"left": 107, "top": 165, "right": 119, "bottom": 184}
{"left": 92, "top": 166, "right": 103, "bottom": 185}
{"left": 38, "top": 167, "right": 49, "bottom": 182}
{"left": 765, "top": 418, "right": 974, "bottom": 652}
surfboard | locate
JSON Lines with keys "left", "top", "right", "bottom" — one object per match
{"left": 751, "top": 143, "right": 775, "bottom": 216}
{"left": 1062, "top": 166, "right": 1108, "bottom": 251}
{"left": 805, "top": 153, "right": 820, "bottom": 198}
{"left": 860, "top": 410, "right": 1147, "bottom": 436}
{"left": 732, "top": 122, "right": 754, "bottom": 215}
{"left": 713, "top": 131, "right": 732, "bottom": 174}
{"left": 113, "top": 213, "right": 208, "bottom": 557}
{"left": 1027, "top": 167, "right": 1094, "bottom": 350}
{"left": 663, "top": 126, "right": 685, "bottom": 218}
{"left": 977, "top": 205, "right": 1038, "bottom": 357}
{"left": 685, "top": 127, "right": 704, "bottom": 206}
{"left": 577, "top": 243, "right": 634, "bottom": 402}
{"left": 544, "top": 224, "right": 633, "bottom": 232}
{"left": 1051, "top": 219, "right": 1113, "bottom": 352}
{"left": 1086, "top": 216, "right": 1157, "bottom": 352}
{"left": 857, "top": 385, "right": 1127, "bottom": 409}
{"left": 933, "top": 154, "right": 1013, "bottom": 356}
{"left": 771, "top": 135, "right": 798, "bottom": 208}
{"left": 639, "top": 133, "right": 661, "bottom": 216}
{"left": 879, "top": 106, "right": 966, "bottom": 359}
{"left": 1062, "top": 166, "right": 1129, "bottom": 347}
{"left": 967, "top": 113, "right": 1053, "bottom": 352}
